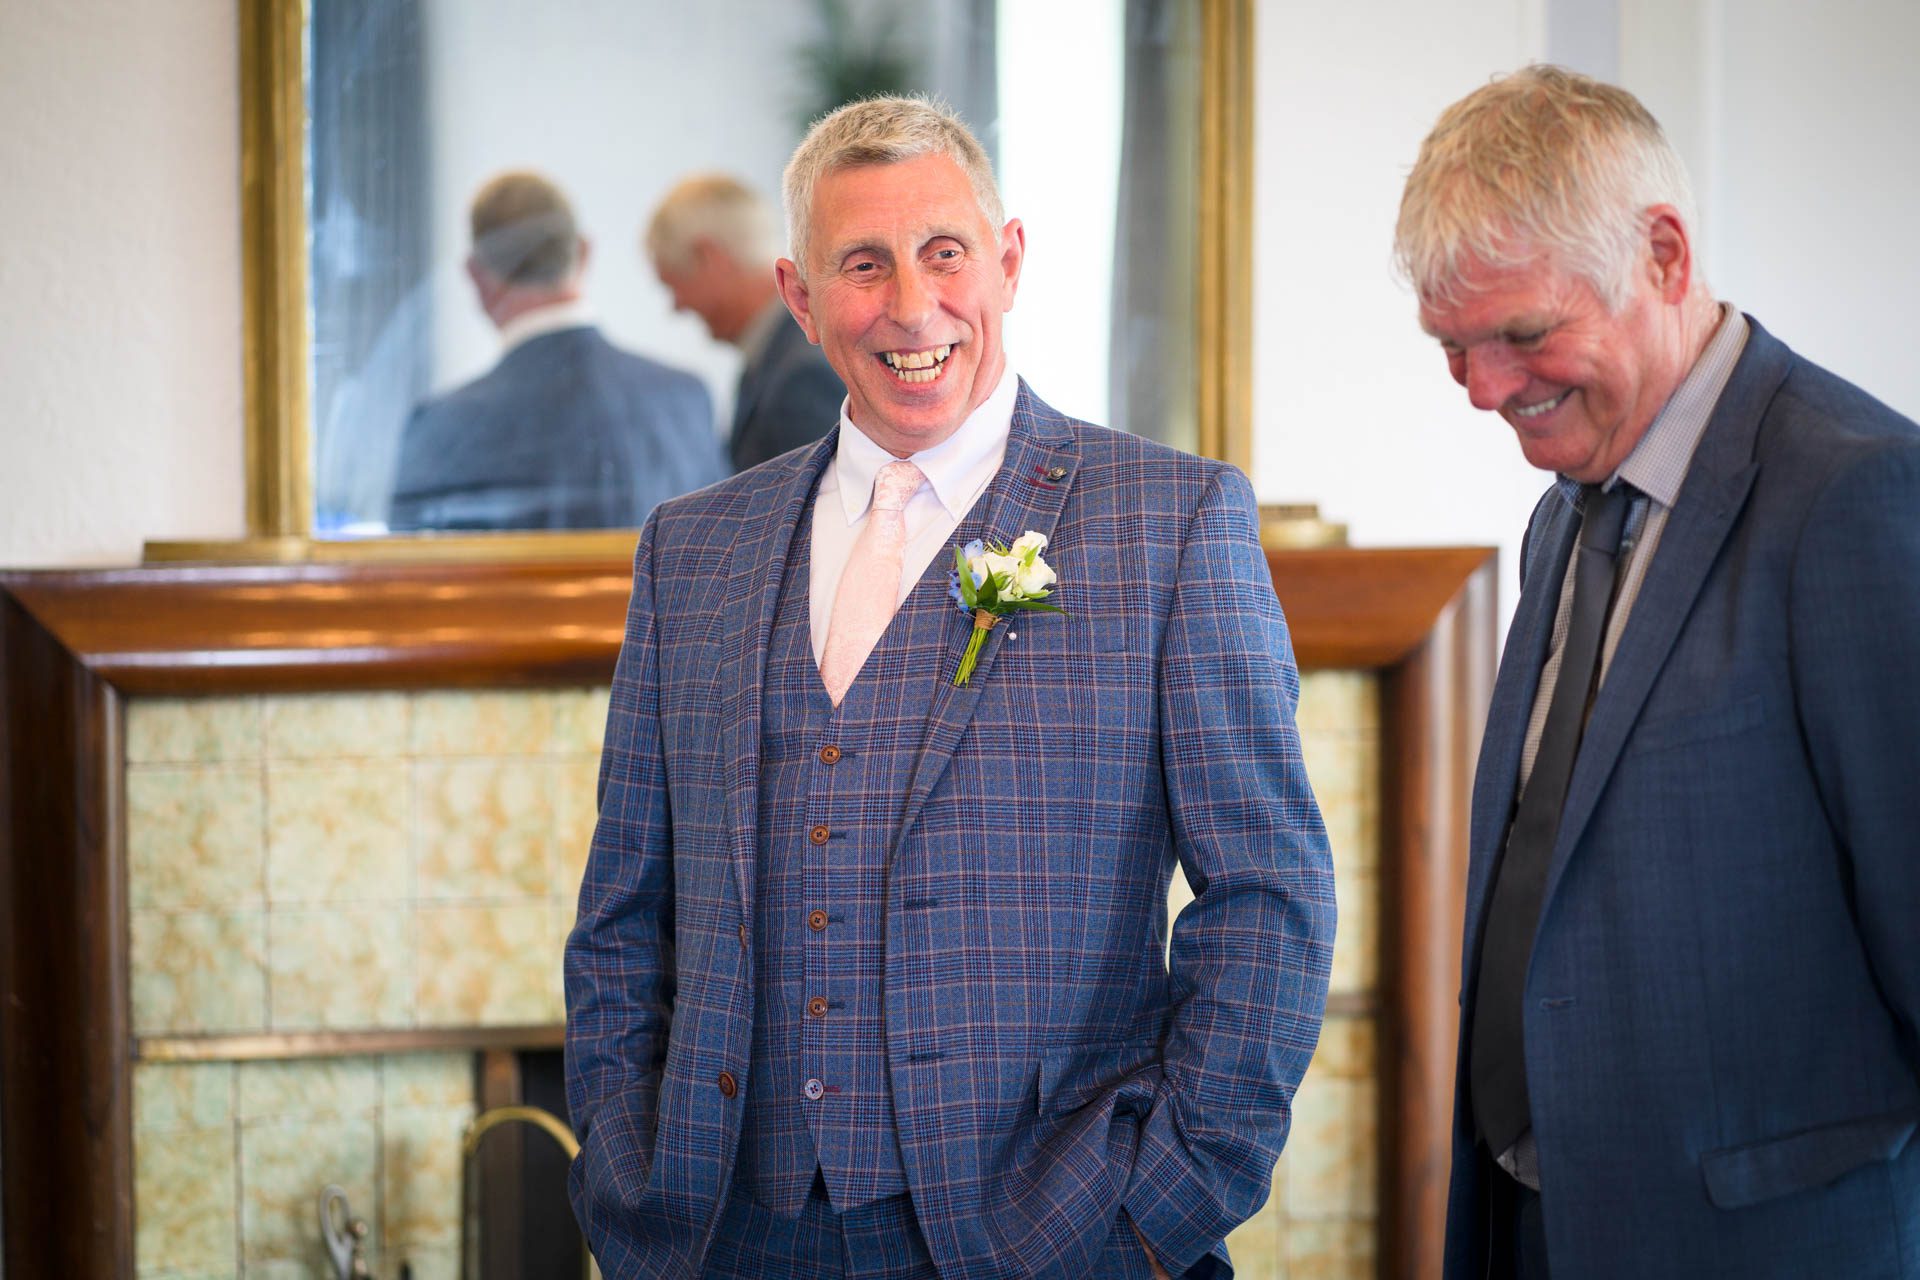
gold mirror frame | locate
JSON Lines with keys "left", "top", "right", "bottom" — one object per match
{"left": 187, "top": 0, "right": 1251, "bottom": 563}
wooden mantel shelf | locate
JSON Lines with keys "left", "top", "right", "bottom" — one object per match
{"left": 1, "top": 546, "right": 1496, "bottom": 1280}
{"left": 2, "top": 546, "right": 1491, "bottom": 694}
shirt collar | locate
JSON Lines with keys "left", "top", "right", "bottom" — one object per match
{"left": 832, "top": 365, "right": 1018, "bottom": 525}
{"left": 498, "top": 298, "right": 595, "bottom": 353}
{"left": 1556, "top": 302, "right": 1749, "bottom": 509}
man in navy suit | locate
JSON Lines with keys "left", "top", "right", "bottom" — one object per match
{"left": 648, "top": 173, "right": 845, "bottom": 472}
{"left": 389, "top": 171, "right": 723, "bottom": 531}
{"left": 566, "top": 97, "right": 1335, "bottom": 1277}
{"left": 1398, "top": 65, "right": 1920, "bottom": 1278}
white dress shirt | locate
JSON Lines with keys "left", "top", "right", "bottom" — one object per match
{"left": 809, "top": 367, "right": 1019, "bottom": 663}
{"left": 496, "top": 298, "right": 595, "bottom": 353}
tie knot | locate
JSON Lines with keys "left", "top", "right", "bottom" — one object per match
{"left": 1579, "top": 482, "right": 1632, "bottom": 554}
{"left": 871, "top": 460, "right": 925, "bottom": 513}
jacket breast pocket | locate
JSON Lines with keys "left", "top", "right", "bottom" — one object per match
{"left": 1700, "top": 1106, "right": 1918, "bottom": 1210}
{"left": 1627, "top": 691, "right": 1768, "bottom": 756}
{"left": 1037, "top": 1039, "right": 1163, "bottom": 1119}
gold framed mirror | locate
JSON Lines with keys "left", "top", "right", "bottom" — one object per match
{"left": 190, "top": 0, "right": 1251, "bottom": 562}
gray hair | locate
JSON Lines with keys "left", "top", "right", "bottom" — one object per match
{"left": 1394, "top": 64, "right": 1701, "bottom": 311}
{"left": 469, "top": 170, "right": 580, "bottom": 287}
{"left": 646, "top": 173, "right": 782, "bottom": 272}
{"left": 782, "top": 95, "right": 1003, "bottom": 278}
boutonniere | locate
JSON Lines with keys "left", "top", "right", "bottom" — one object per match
{"left": 946, "top": 531, "right": 1066, "bottom": 686}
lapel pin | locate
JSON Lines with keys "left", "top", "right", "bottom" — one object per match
{"left": 1046, "top": 465, "right": 1068, "bottom": 481}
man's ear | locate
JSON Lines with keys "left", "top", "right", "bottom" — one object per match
{"left": 775, "top": 258, "right": 819, "bottom": 344}
{"left": 465, "top": 254, "right": 497, "bottom": 310}
{"left": 997, "top": 217, "right": 1026, "bottom": 311}
{"left": 1645, "top": 205, "right": 1692, "bottom": 304}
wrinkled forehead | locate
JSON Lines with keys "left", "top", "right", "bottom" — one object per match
{"left": 813, "top": 156, "right": 997, "bottom": 243}
{"left": 1416, "top": 253, "right": 1582, "bottom": 339}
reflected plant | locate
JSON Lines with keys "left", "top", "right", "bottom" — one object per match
{"left": 793, "top": 0, "right": 922, "bottom": 130}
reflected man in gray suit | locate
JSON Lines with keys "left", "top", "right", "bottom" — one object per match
{"left": 390, "top": 171, "right": 723, "bottom": 531}
{"left": 648, "top": 174, "right": 845, "bottom": 472}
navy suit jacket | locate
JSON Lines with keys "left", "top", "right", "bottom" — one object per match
{"left": 729, "top": 314, "right": 843, "bottom": 473}
{"left": 1446, "top": 317, "right": 1920, "bottom": 1278}
{"left": 388, "top": 325, "right": 724, "bottom": 530}
{"left": 565, "top": 384, "right": 1336, "bottom": 1278}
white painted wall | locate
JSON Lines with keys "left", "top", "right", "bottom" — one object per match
{"left": 0, "top": 0, "right": 245, "bottom": 568}
{"left": 1251, "top": 0, "right": 1549, "bottom": 627}
{"left": 1693, "top": 0, "right": 1920, "bottom": 419}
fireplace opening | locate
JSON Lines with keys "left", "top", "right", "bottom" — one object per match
{"left": 471, "top": 1047, "right": 588, "bottom": 1280}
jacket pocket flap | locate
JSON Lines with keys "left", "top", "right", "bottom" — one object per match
{"left": 1701, "top": 1107, "right": 1918, "bottom": 1209}
{"left": 1629, "top": 691, "right": 1767, "bottom": 756}
{"left": 1036, "top": 1039, "right": 1162, "bottom": 1117}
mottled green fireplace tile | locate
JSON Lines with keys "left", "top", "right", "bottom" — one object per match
{"left": 130, "top": 909, "right": 268, "bottom": 1036}
{"left": 415, "top": 759, "right": 554, "bottom": 900}
{"left": 134, "top": 1061, "right": 234, "bottom": 1133}
{"left": 383, "top": 1101, "right": 472, "bottom": 1247}
{"left": 551, "top": 685, "right": 612, "bottom": 753}
{"left": 134, "top": 1121, "right": 237, "bottom": 1276}
{"left": 238, "top": 1110, "right": 379, "bottom": 1268}
{"left": 126, "top": 697, "right": 262, "bottom": 765}
{"left": 127, "top": 766, "right": 265, "bottom": 912}
{"left": 266, "top": 907, "right": 411, "bottom": 1030}
{"left": 238, "top": 1057, "right": 379, "bottom": 1122}
{"left": 265, "top": 762, "right": 409, "bottom": 905}
{"left": 1286, "top": 1076, "right": 1378, "bottom": 1221}
{"left": 410, "top": 690, "right": 555, "bottom": 757}
{"left": 381, "top": 1052, "right": 472, "bottom": 1112}
{"left": 263, "top": 692, "right": 409, "bottom": 760}
{"left": 414, "top": 902, "right": 558, "bottom": 1026}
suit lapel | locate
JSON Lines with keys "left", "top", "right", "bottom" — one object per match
{"left": 730, "top": 330, "right": 776, "bottom": 437}
{"left": 1537, "top": 320, "right": 1791, "bottom": 911}
{"left": 719, "top": 433, "right": 837, "bottom": 913}
{"left": 894, "top": 383, "right": 1079, "bottom": 857}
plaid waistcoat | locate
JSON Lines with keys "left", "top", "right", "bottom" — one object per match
{"left": 738, "top": 493, "right": 986, "bottom": 1215}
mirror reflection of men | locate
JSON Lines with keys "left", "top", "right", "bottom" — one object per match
{"left": 388, "top": 171, "right": 724, "bottom": 531}
{"left": 566, "top": 97, "right": 1334, "bottom": 1278}
{"left": 1398, "top": 66, "right": 1920, "bottom": 1279}
{"left": 648, "top": 174, "right": 845, "bottom": 472}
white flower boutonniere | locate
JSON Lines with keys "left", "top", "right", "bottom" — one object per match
{"left": 946, "top": 531, "right": 1065, "bottom": 686}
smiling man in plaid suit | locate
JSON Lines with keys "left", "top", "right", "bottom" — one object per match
{"left": 564, "top": 96, "right": 1336, "bottom": 1279}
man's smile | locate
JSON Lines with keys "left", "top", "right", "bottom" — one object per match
{"left": 1510, "top": 388, "right": 1572, "bottom": 420}
{"left": 879, "top": 344, "right": 954, "bottom": 384}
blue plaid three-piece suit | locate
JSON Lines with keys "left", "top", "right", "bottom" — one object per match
{"left": 565, "top": 383, "right": 1337, "bottom": 1278}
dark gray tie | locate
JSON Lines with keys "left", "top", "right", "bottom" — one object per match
{"left": 1470, "top": 482, "right": 1632, "bottom": 1158}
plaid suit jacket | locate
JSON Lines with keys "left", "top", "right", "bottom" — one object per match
{"left": 565, "top": 383, "right": 1336, "bottom": 1278}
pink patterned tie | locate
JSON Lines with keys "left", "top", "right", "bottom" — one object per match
{"left": 819, "top": 459, "right": 925, "bottom": 705}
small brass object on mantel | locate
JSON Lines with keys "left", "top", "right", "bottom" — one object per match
{"left": 1259, "top": 503, "right": 1349, "bottom": 549}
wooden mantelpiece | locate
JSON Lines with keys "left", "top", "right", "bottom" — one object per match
{"left": 0, "top": 547, "right": 1494, "bottom": 1280}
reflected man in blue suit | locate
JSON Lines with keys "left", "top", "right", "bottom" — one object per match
{"left": 389, "top": 171, "right": 723, "bottom": 531}
{"left": 1400, "top": 65, "right": 1920, "bottom": 1279}
{"left": 648, "top": 174, "right": 845, "bottom": 473}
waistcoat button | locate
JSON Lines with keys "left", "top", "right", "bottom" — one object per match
{"left": 818, "top": 745, "right": 841, "bottom": 764}
{"left": 803, "top": 1077, "right": 825, "bottom": 1101}
{"left": 807, "top": 909, "right": 828, "bottom": 932}
{"left": 809, "top": 825, "right": 830, "bottom": 845}
{"left": 807, "top": 996, "right": 829, "bottom": 1018}
{"left": 717, "top": 1071, "right": 738, "bottom": 1099}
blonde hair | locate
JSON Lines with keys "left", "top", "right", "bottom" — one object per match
{"left": 646, "top": 173, "right": 781, "bottom": 272}
{"left": 469, "top": 170, "right": 579, "bottom": 287}
{"left": 1395, "top": 65, "right": 1699, "bottom": 310}
{"left": 782, "top": 95, "right": 1003, "bottom": 278}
